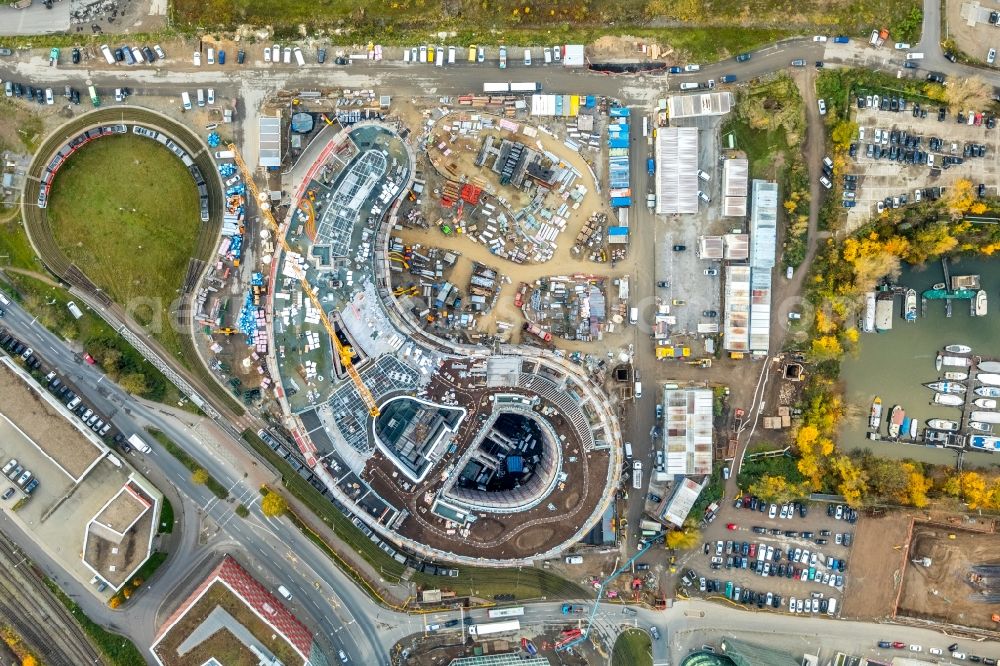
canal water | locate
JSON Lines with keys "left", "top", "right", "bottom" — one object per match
{"left": 839, "top": 256, "right": 1000, "bottom": 466}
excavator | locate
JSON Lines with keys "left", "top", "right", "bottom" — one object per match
{"left": 227, "top": 143, "right": 380, "bottom": 417}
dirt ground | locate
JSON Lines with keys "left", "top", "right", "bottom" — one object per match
{"left": 840, "top": 509, "right": 912, "bottom": 620}
{"left": 897, "top": 520, "right": 1000, "bottom": 632}
{"left": 946, "top": 0, "right": 1000, "bottom": 64}
{"left": 0, "top": 362, "right": 103, "bottom": 479}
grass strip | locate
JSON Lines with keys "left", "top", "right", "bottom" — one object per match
{"left": 146, "top": 427, "right": 230, "bottom": 499}
{"left": 42, "top": 578, "right": 147, "bottom": 666}
{"left": 158, "top": 497, "right": 175, "bottom": 534}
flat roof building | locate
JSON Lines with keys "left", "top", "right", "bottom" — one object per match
{"left": 748, "top": 179, "right": 778, "bottom": 355}
{"left": 667, "top": 92, "right": 734, "bottom": 119}
{"left": 655, "top": 127, "right": 699, "bottom": 215}
{"left": 662, "top": 387, "right": 714, "bottom": 476}
{"left": 722, "top": 158, "right": 749, "bottom": 217}
{"left": 82, "top": 478, "right": 159, "bottom": 591}
{"left": 659, "top": 476, "right": 707, "bottom": 528}
{"left": 723, "top": 265, "right": 751, "bottom": 352}
{"left": 258, "top": 116, "right": 282, "bottom": 168}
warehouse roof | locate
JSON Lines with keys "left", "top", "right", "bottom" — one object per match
{"left": 258, "top": 116, "right": 281, "bottom": 168}
{"left": 655, "top": 127, "right": 699, "bottom": 215}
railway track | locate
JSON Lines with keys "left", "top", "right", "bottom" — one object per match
{"left": 0, "top": 532, "right": 104, "bottom": 665}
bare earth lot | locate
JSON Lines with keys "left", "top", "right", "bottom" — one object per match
{"left": 897, "top": 521, "right": 1000, "bottom": 632}
{"left": 840, "top": 510, "right": 911, "bottom": 620}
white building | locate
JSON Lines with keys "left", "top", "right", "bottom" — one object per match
{"left": 662, "top": 386, "right": 714, "bottom": 476}
{"left": 655, "top": 127, "right": 699, "bottom": 215}
{"left": 749, "top": 180, "right": 778, "bottom": 355}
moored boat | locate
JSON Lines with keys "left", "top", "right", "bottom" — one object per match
{"left": 869, "top": 397, "right": 883, "bottom": 431}
{"left": 925, "top": 430, "right": 950, "bottom": 444}
{"left": 945, "top": 344, "right": 972, "bottom": 354}
{"left": 970, "top": 435, "right": 1000, "bottom": 452}
{"left": 936, "top": 353, "right": 943, "bottom": 372}
{"left": 888, "top": 405, "right": 904, "bottom": 438}
{"left": 933, "top": 393, "right": 964, "bottom": 407}
{"left": 974, "top": 398, "right": 997, "bottom": 409}
{"left": 944, "top": 371, "right": 968, "bottom": 381}
{"left": 970, "top": 411, "right": 1000, "bottom": 424}
{"left": 969, "top": 421, "right": 994, "bottom": 433}
{"left": 932, "top": 282, "right": 946, "bottom": 290}
{"left": 941, "top": 355, "right": 971, "bottom": 367}
{"left": 904, "top": 289, "right": 917, "bottom": 322}
{"left": 978, "top": 361, "right": 1000, "bottom": 373}
{"left": 925, "top": 381, "right": 966, "bottom": 394}
{"left": 977, "top": 373, "right": 1000, "bottom": 386}
{"left": 909, "top": 418, "right": 918, "bottom": 439}
{"left": 901, "top": 416, "right": 911, "bottom": 436}
{"left": 975, "top": 386, "right": 1000, "bottom": 398}
{"left": 975, "top": 290, "right": 987, "bottom": 316}
{"left": 927, "top": 418, "right": 959, "bottom": 431}
{"left": 862, "top": 292, "right": 876, "bottom": 333}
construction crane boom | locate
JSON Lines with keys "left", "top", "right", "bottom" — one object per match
{"left": 227, "top": 143, "right": 380, "bottom": 417}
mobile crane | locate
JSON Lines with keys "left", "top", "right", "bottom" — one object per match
{"left": 227, "top": 144, "right": 380, "bottom": 417}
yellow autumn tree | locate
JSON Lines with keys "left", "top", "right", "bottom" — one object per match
{"left": 970, "top": 202, "right": 988, "bottom": 215}
{"left": 811, "top": 335, "right": 843, "bottom": 360}
{"left": 831, "top": 455, "right": 868, "bottom": 507}
{"left": 830, "top": 120, "right": 858, "bottom": 151}
{"left": 22, "top": 656, "right": 37, "bottom": 666}
{"left": 942, "top": 471, "right": 988, "bottom": 508}
{"left": 261, "top": 491, "right": 288, "bottom": 517}
{"left": 900, "top": 463, "right": 932, "bottom": 508}
{"left": 945, "top": 179, "right": 976, "bottom": 219}
{"left": 666, "top": 528, "right": 700, "bottom": 550}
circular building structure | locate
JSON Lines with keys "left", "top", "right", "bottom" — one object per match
{"left": 266, "top": 121, "right": 620, "bottom": 566}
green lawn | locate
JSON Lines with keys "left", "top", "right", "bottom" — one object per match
{"left": 612, "top": 628, "right": 652, "bottom": 666}
{"left": 46, "top": 134, "right": 201, "bottom": 361}
{"left": 158, "top": 497, "right": 175, "bottom": 534}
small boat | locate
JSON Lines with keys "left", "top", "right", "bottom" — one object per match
{"left": 974, "top": 398, "right": 998, "bottom": 409}
{"left": 869, "top": 397, "right": 883, "bottom": 431}
{"left": 945, "top": 344, "right": 972, "bottom": 354}
{"left": 925, "top": 381, "right": 966, "bottom": 394}
{"left": 927, "top": 418, "right": 959, "bottom": 431}
{"left": 901, "top": 416, "right": 912, "bottom": 436}
{"left": 909, "top": 418, "right": 918, "bottom": 439}
{"left": 888, "top": 405, "right": 905, "bottom": 438}
{"left": 904, "top": 289, "right": 917, "bottom": 322}
{"left": 944, "top": 371, "right": 968, "bottom": 381}
{"left": 925, "top": 429, "right": 950, "bottom": 444}
{"left": 970, "top": 411, "right": 1000, "bottom": 424}
{"left": 975, "top": 386, "right": 1000, "bottom": 398}
{"left": 935, "top": 353, "right": 943, "bottom": 372}
{"left": 975, "top": 290, "right": 987, "bottom": 316}
{"left": 933, "top": 393, "right": 964, "bottom": 407}
{"left": 941, "top": 355, "right": 971, "bottom": 367}
{"left": 977, "top": 373, "right": 1000, "bottom": 386}
{"left": 978, "top": 361, "right": 1000, "bottom": 373}
{"left": 969, "top": 421, "right": 994, "bottom": 433}
{"left": 932, "top": 282, "right": 946, "bottom": 290}
{"left": 970, "top": 435, "right": 1000, "bottom": 452}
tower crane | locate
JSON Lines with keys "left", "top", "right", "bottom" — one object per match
{"left": 227, "top": 144, "right": 380, "bottom": 417}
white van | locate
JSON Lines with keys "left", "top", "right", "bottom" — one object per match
{"left": 698, "top": 169, "right": 711, "bottom": 182}
{"left": 132, "top": 47, "right": 145, "bottom": 64}
{"left": 207, "top": 47, "right": 215, "bottom": 64}
{"left": 100, "top": 44, "right": 115, "bottom": 65}
{"left": 127, "top": 434, "right": 152, "bottom": 454}
{"left": 565, "top": 556, "right": 583, "bottom": 564}
{"left": 524, "top": 48, "right": 532, "bottom": 66}
{"left": 271, "top": 44, "right": 280, "bottom": 62}
{"left": 629, "top": 307, "right": 638, "bottom": 325}
{"left": 436, "top": 48, "right": 444, "bottom": 67}
{"left": 278, "top": 585, "right": 292, "bottom": 600}
{"left": 293, "top": 47, "right": 305, "bottom": 66}
{"left": 679, "top": 82, "right": 700, "bottom": 90}
{"left": 181, "top": 91, "right": 192, "bottom": 110}
{"left": 826, "top": 598, "right": 837, "bottom": 615}
{"left": 197, "top": 88, "right": 205, "bottom": 107}
{"left": 447, "top": 45, "right": 456, "bottom": 64}
{"left": 635, "top": 382, "right": 643, "bottom": 399}
{"left": 0, "top": 293, "right": 9, "bottom": 306}
{"left": 905, "top": 52, "right": 924, "bottom": 60}
{"left": 624, "top": 442, "right": 633, "bottom": 459}
{"left": 215, "top": 150, "right": 235, "bottom": 159}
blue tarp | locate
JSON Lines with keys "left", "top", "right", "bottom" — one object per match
{"left": 609, "top": 106, "right": 631, "bottom": 117}
{"left": 608, "top": 226, "right": 629, "bottom": 236}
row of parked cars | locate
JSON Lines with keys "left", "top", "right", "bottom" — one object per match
{"left": 3, "top": 81, "right": 59, "bottom": 105}
{"left": 707, "top": 538, "right": 846, "bottom": 589}
{"left": 877, "top": 640, "right": 995, "bottom": 663}
{"left": 1, "top": 458, "right": 38, "bottom": 497}
{"left": 733, "top": 494, "right": 808, "bottom": 519}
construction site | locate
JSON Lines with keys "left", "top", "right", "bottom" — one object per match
{"left": 896, "top": 521, "right": 1000, "bottom": 632}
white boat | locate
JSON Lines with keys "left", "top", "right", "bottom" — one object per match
{"left": 975, "top": 386, "right": 1000, "bottom": 398}
{"left": 933, "top": 393, "right": 964, "bottom": 406}
{"left": 941, "top": 355, "right": 971, "bottom": 367}
{"left": 978, "top": 361, "right": 1000, "bottom": 373}
{"left": 977, "top": 373, "right": 1000, "bottom": 386}
{"left": 869, "top": 397, "right": 883, "bottom": 431}
{"left": 969, "top": 421, "right": 994, "bottom": 433}
{"left": 935, "top": 353, "right": 943, "bottom": 372}
{"left": 945, "top": 344, "right": 972, "bottom": 354}
{"left": 908, "top": 418, "right": 918, "bottom": 439}
{"left": 970, "top": 435, "right": 1000, "bottom": 452}
{"left": 974, "top": 398, "right": 997, "bottom": 409}
{"left": 970, "top": 411, "right": 1000, "bottom": 424}
{"left": 925, "top": 381, "right": 966, "bottom": 394}
{"left": 904, "top": 289, "right": 917, "bottom": 322}
{"left": 888, "top": 405, "right": 904, "bottom": 438}
{"left": 944, "top": 371, "right": 969, "bottom": 380}
{"left": 926, "top": 418, "right": 959, "bottom": 431}
{"left": 975, "top": 290, "right": 987, "bottom": 316}
{"left": 863, "top": 292, "right": 876, "bottom": 333}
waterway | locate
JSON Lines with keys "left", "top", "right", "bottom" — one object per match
{"left": 840, "top": 256, "right": 1000, "bottom": 467}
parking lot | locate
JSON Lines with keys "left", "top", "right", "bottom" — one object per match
{"left": 842, "top": 93, "right": 1000, "bottom": 229}
{"left": 950, "top": 0, "right": 1000, "bottom": 65}
{"left": 680, "top": 499, "right": 857, "bottom": 616}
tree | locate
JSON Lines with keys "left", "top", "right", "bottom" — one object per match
{"left": 901, "top": 463, "right": 932, "bottom": 508}
{"left": 261, "top": 492, "right": 288, "bottom": 518}
{"left": 863, "top": 456, "right": 908, "bottom": 500}
{"left": 830, "top": 120, "right": 858, "bottom": 151}
{"left": 944, "top": 75, "right": 992, "bottom": 111}
{"left": 191, "top": 468, "right": 209, "bottom": 485}
{"left": 831, "top": 455, "right": 868, "bottom": 507}
{"left": 666, "top": 528, "right": 700, "bottom": 550}
{"left": 749, "top": 474, "right": 805, "bottom": 503}
{"left": 22, "top": 656, "right": 38, "bottom": 666}
{"left": 118, "top": 372, "right": 148, "bottom": 396}
{"left": 944, "top": 179, "right": 977, "bottom": 219}
{"left": 108, "top": 596, "right": 122, "bottom": 609}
